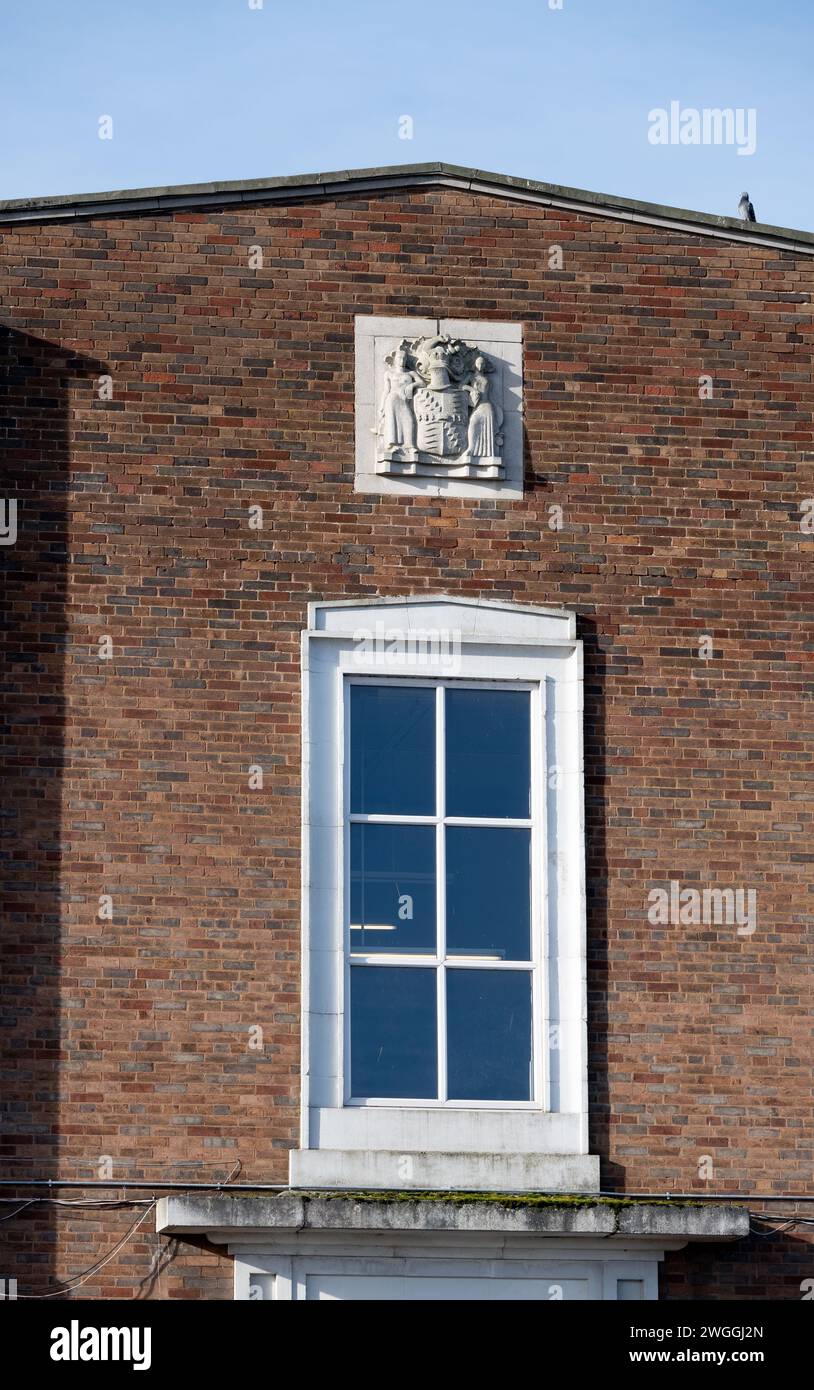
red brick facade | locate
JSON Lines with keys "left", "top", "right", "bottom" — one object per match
{"left": 1, "top": 178, "right": 812, "bottom": 1298}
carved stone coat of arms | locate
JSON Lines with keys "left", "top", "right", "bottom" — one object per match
{"left": 375, "top": 334, "right": 505, "bottom": 480}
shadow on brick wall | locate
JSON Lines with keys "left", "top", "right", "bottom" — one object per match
{"left": 663, "top": 1226, "right": 814, "bottom": 1300}
{"left": 0, "top": 326, "right": 105, "bottom": 1294}
{"left": 580, "top": 618, "right": 623, "bottom": 1187}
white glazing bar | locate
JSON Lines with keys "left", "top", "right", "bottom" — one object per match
{"left": 349, "top": 813, "right": 531, "bottom": 827}
{"left": 443, "top": 815, "right": 533, "bottom": 828}
{"left": 352, "top": 955, "right": 532, "bottom": 969}
{"left": 348, "top": 813, "right": 437, "bottom": 825}
{"left": 348, "top": 953, "right": 441, "bottom": 966}
{"left": 342, "top": 676, "right": 352, "bottom": 1104}
{"left": 532, "top": 679, "right": 547, "bottom": 1108}
{"left": 436, "top": 682, "right": 447, "bottom": 1104}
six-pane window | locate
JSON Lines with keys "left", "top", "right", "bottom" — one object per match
{"left": 347, "top": 681, "right": 538, "bottom": 1104}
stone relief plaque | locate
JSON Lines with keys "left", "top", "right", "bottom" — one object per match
{"left": 355, "top": 317, "right": 523, "bottom": 499}
{"left": 376, "top": 335, "right": 505, "bottom": 480}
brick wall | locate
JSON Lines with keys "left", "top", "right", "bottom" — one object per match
{"left": 1, "top": 185, "right": 812, "bottom": 1298}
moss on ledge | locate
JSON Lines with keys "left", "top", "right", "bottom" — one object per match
{"left": 285, "top": 1190, "right": 710, "bottom": 1210}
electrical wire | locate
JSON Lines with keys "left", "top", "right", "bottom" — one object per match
{"left": 16, "top": 1201, "right": 159, "bottom": 1300}
{"left": 0, "top": 1196, "right": 154, "bottom": 1208}
{"left": 0, "top": 1199, "right": 37, "bottom": 1223}
{"left": 2, "top": 1179, "right": 814, "bottom": 1200}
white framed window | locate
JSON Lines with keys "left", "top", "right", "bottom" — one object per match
{"left": 293, "top": 595, "right": 597, "bottom": 1193}
{"left": 345, "top": 676, "right": 543, "bottom": 1109}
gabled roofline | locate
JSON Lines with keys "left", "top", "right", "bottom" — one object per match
{"left": 1, "top": 161, "right": 812, "bottom": 254}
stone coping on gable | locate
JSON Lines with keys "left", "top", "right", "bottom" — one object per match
{"left": 1, "top": 162, "right": 812, "bottom": 255}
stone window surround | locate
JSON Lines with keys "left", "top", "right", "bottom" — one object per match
{"left": 292, "top": 595, "right": 595, "bottom": 1193}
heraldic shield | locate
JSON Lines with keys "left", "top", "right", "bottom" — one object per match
{"left": 413, "top": 383, "right": 469, "bottom": 457}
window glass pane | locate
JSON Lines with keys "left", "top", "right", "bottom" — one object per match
{"left": 350, "top": 685, "right": 435, "bottom": 816}
{"left": 350, "top": 824, "right": 436, "bottom": 954}
{"left": 446, "top": 969, "right": 532, "bottom": 1101}
{"left": 350, "top": 967, "right": 437, "bottom": 1099}
{"left": 445, "top": 688, "right": 530, "bottom": 819}
{"left": 446, "top": 826, "right": 531, "bottom": 961}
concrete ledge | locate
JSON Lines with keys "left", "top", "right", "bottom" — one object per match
{"left": 290, "top": 1149, "right": 600, "bottom": 1194}
{"left": 156, "top": 1193, "right": 749, "bottom": 1244}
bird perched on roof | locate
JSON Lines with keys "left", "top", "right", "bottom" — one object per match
{"left": 738, "top": 192, "right": 756, "bottom": 222}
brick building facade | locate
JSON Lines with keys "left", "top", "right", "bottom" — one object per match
{"left": 1, "top": 164, "right": 812, "bottom": 1300}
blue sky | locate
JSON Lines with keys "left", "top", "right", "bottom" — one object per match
{"left": 1, "top": 0, "right": 811, "bottom": 229}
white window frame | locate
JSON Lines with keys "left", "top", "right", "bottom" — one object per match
{"left": 293, "top": 596, "right": 595, "bottom": 1193}
{"left": 233, "top": 1247, "right": 660, "bottom": 1302}
{"left": 344, "top": 675, "right": 545, "bottom": 1109}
